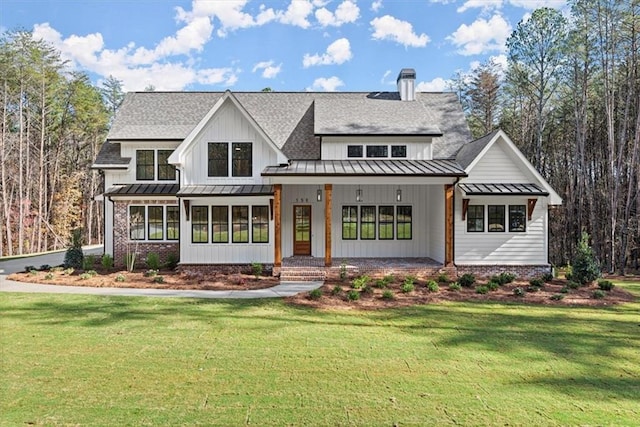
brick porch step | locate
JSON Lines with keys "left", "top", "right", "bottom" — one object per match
{"left": 279, "top": 267, "right": 326, "bottom": 282}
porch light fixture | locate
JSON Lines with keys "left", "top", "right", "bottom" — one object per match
{"left": 396, "top": 188, "right": 402, "bottom": 202}
{"left": 356, "top": 188, "right": 363, "bottom": 202}
{"left": 317, "top": 188, "right": 322, "bottom": 202}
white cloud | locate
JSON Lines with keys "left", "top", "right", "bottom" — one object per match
{"left": 380, "top": 69, "right": 392, "bottom": 84}
{"left": 457, "top": 0, "right": 503, "bottom": 13}
{"left": 416, "top": 77, "right": 449, "bottom": 92}
{"left": 370, "top": 15, "right": 429, "bottom": 48}
{"left": 447, "top": 14, "right": 511, "bottom": 56}
{"left": 371, "top": 0, "right": 383, "bottom": 12}
{"left": 252, "top": 60, "right": 282, "bottom": 79}
{"left": 456, "top": 0, "right": 566, "bottom": 13}
{"left": 303, "top": 38, "right": 352, "bottom": 67}
{"left": 307, "top": 76, "right": 345, "bottom": 91}
{"left": 278, "top": 0, "right": 315, "bottom": 28}
{"left": 315, "top": 0, "right": 360, "bottom": 27}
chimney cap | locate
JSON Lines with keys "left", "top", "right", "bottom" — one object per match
{"left": 397, "top": 68, "right": 416, "bottom": 83}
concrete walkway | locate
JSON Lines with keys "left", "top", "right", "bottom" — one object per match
{"left": 0, "top": 275, "right": 323, "bottom": 299}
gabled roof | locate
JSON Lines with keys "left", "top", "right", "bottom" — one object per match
{"left": 104, "top": 91, "right": 472, "bottom": 160}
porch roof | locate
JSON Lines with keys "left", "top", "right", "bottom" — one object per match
{"left": 262, "top": 159, "right": 466, "bottom": 177}
{"left": 105, "top": 183, "right": 179, "bottom": 196}
{"left": 458, "top": 183, "right": 549, "bottom": 196}
{"left": 177, "top": 185, "right": 274, "bottom": 197}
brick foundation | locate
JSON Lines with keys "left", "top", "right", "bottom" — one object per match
{"left": 455, "top": 264, "right": 551, "bottom": 279}
{"left": 178, "top": 264, "right": 274, "bottom": 276}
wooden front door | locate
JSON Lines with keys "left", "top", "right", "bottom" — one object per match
{"left": 293, "top": 205, "right": 311, "bottom": 256}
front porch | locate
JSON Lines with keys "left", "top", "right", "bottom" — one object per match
{"left": 279, "top": 256, "right": 454, "bottom": 282}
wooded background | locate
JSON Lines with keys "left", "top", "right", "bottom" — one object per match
{"left": 1, "top": 0, "right": 638, "bottom": 273}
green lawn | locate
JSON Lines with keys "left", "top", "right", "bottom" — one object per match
{"left": 1, "top": 283, "right": 639, "bottom": 426}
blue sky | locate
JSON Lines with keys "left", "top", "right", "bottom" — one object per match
{"left": 2, "top": 0, "right": 567, "bottom": 92}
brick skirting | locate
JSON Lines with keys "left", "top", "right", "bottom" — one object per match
{"left": 178, "top": 264, "right": 274, "bottom": 276}
{"left": 455, "top": 264, "right": 552, "bottom": 279}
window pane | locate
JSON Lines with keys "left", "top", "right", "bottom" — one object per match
{"left": 211, "top": 206, "right": 228, "bottom": 243}
{"left": 366, "top": 145, "right": 388, "bottom": 158}
{"left": 166, "top": 206, "right": 179, "bottom": 240}
{"left": 360, "top": 206, "right": 376, "bottom": 239}
{"left": 232, "top": 206, "right": 249, "bottom": 243}
{"left": 379, "top": 206, "right": 394, "bottom": 240}
{"left": 396, "top": 206, "right": 412, "bottom": 240}
{"left": 347, "top": 145, "right": 363, "bottom": 158}
{"left": 509, "top": 205, "right": 526, "bottom": 232}
{"left": 148, "top": 206, "right": 163, "bottom": 240}
{"left": 252, "top": 206, "right": 269, "bottom": 243}
{"left": 232, "top": 143, "right": 252, "bottom": 177}
{"left": 467, "top": 205, "right": 484, "bottom": 232}
{"left": 488, "top": 205, "right": 505, "bottom": 232}
{"left": 208, "top": 143, "right": 228, "bottom": 177}
{"left": 191, "top": 206, "right": 208, "bottom": 243}
{"left": 391, "top": 145, "right": 407, "bottom": 158}
{"left": 342, "top": 206, "right": 358, "bottom": 240}
{"left": 157, "top": 150, "right": 176, "bottom": 181}
{"left": 129, "top": 206, "right": 146, "bottom": 240}
{"left": 136, "top": 150, "right": 154, "bottom": 180}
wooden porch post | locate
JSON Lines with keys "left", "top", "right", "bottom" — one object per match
{"left": 274, "top": 184, "right": 282, "bottom": 267}
{"left": 444, "top": 184, "right": 454, "bottom": 266}
{"left": 324, "top": 184, "right": 332, "bottom": 267}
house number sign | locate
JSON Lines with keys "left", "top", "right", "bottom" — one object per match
{"left": 294, "top": 198, "right": 309, "bottom": 203}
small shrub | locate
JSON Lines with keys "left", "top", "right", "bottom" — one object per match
{"left": 565, "top": 271, "right": 573, "bottom": 281}
{"left": 64, "top": 247, "right": 84, "bottom": 269}
{"left": 374, "top": 279, "right": 387, "bottom": 289}
{"left": 542, "top": 272, "right": 554, "bottom": 283}
{"left": 346, "top": 290, "right": 360, "bottom": 301}
{"left": 526, "top": 285, "right": 540, "bottom": 293}
{"left": 79, "top": 273, "right": 91, "bottom": 280}
{"left": 28, "top": 269, "right": 38, "bottom": 276}
{"left": 51, "top": 266, "right": 64, "bottom": 273}
{"left": 382, "top": 275, "right": 395, "bottom": 285}
{"left": 513, "top": 287, "right": 525, "bottom": 297}
{"left": 144, "top": 269, "right": 159, "bottom": 278}
{"left": 331, "top": 285, "right": 343, "bottom": 295}
{"left": 146, "top": 252, "right": 161, "bottom": 270}
{"left": 361, "top": 284, "right": 374, "bottom": 295}
{"left": 309, "top": 288, "right": 322, "bottom": 300}
{"left": 339, "top": 261, "right": 347, "bottom": 280}
{"left": 63, "top": 267, "right": 74, "bottom": 275}
{"left": 597, "top": 279, "right": 615, "bottom": 291}
{"left": 164, "top": 252, "right": 179, "bottom": 269}
{"left": 437, "top": 272, "right": 449, "bottom": 283}
{"left": 529, "top": 278, "right": 544, "bottom": 288}
{"left": 550, "top": 294, "right": 565, "bottom": 301}
{"left": 458, "top": 273, "right": 476, "bottom": 288}
{"left": 381, "top": 290, "right": 394, "bottom": 300}
{"left": 44, "top": 272, "right": 54, "bottom": 280}
{"left": 476, "top": 285, "right": 489, "bottom": 294}
{"left": 24, "top": 265, "right": 36, "bottom": 273}
{"left": 493, "top": 272, "right": 516, "bottom": 285}
{"left": 560, "top": 286, "right": 570, "bottom": 294}
{"left": 448, "top": 282, "right": 461, "bottom": 291}
{"left": 153, "top": 275, "right": 165, "bottom": 284}
{"left": 85, "top": 270, "right": 98, "bottom": 277}
{"left": 115, "top": 274, "right": 126, "bottom": 283}
{"left": 486, "top": 281, "right": 500, "bottom": 291}
{"left": 404, "top": 275, "right": 417, "bottom": 285}
{"left": 251, "top": 262, "right": 263, "bottom": 279}
{"left": 39, "top": 264, "right": 51, "bottom": 271}
{"left": 426, "top": 280, "right": 439, "bottom": 292}
{"left": 572, "top": 232, "right": 601, "bottom": 285}
{"left": 82, "top": 254, "right": 96, "bottom": 270}
{"left": 352, "top": 275, "right": 370, "bottom": 290}
{"left": 401, "top": 282, "right": 415, "bottom": 293}
{"left": 567, "top": 281, "right": 581, "bottom": 289}
{"left": 101, "top": 254, "right": 114, "bottom": 270}
{"left": 592, "top": 289, "right": 606, "bottom": 299}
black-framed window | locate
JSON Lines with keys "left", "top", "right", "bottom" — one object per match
{"left": 129, "top": 206, "right": 146, "bottom": 240}
{"left": 397, "top": 206, "right": 412, "bottom": 240}
{"left": 467, "top": 205, "right": 484, "bottom": 232}
{"left": 148, "top": 206, "right": 163, "bottom": 240}
{"left": 488, "top": 205, "right": 505, "bottom": 232}
{"left": 232, "top": 206, "right": 249, "bottom": 243}
{"left": 366, "top": 145, "right": 388, "bottom": 158}
{"left": 166, "top": 206, "right": 179, "bottom": 240}
{"left": 157, "top": 150, "right": 176, "bottom": 181}
{"left": 208, "top": 143, "right": 228, "bottom": 177}
{"left": 136, "top": 150, "right": 154, "bottom": 180}
{"left": 391, "top": 145, "right": 407, "bottom": 158}
{"left": 379, "top": 206, "right": 394, "bottom": 240}
{"left": 252, "top": 206, "right": 269, "bottom": 243}
{"left": 347, "top": 145, "right": 363, "bottom": 158}
{"left": 211, "top": 206, "right": 228, "bottom": 243}
{"left": 192, "top": 206, "right": 208, "bottom": 243}
{"left": 360, "top": 206, "right": 376, "bottom": 239}
{"left": 509, "top": 205, "right": 526, "bottom": 232}
{"left": 342, "top": 206, "right": 358, "bottom": 240}
{"left": 232, "top": 143, "right": 252, "bottom": 177}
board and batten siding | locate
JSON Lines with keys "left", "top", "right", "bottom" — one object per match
{"left": 320, "top": 136, "right": 433, "bottom": 160}
{"left": 180, "top": 196, "right": 274, "bottom": 264}
{"left": 465, "top": 139, "right": 535, "bottom": 183}
{"left": 181, "top": 100, "right": 278, "bottom": 186}
{"left": 115, "top": 140, "right": 180, "bottom": 183}
{"left": 427, "top": 185, "right": 445, "bottom": 263}
{"left": 454, "top": 194, "right": 548, "bottom": 265}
